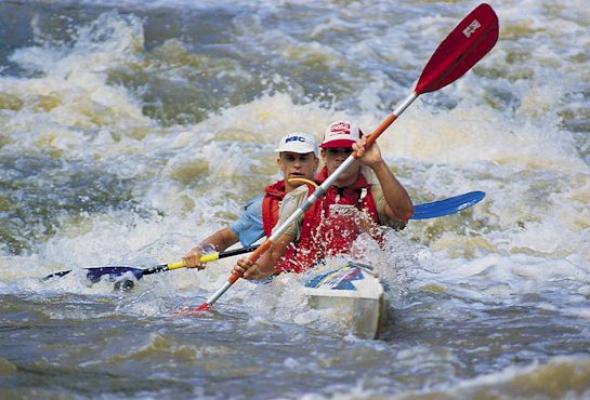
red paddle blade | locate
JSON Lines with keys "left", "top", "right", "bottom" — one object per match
{"left": 174, "top": 303, "right": 211, "bottom": 315}
{"left": 194, "top": 303, "right": 211, "bottom": 312}
{"left": 415, "top": 3, "right": 499, "bottom": 95}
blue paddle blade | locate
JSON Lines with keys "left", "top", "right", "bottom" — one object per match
{"left": 411, "top": 191, "right": 485, "bottom": 220}
{"left": 84, "top": 266, "right": 145, "bottom": 283}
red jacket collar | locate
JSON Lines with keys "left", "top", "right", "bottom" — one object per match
{"left": 264, "top": 180, "right": 286, "bottom": 199}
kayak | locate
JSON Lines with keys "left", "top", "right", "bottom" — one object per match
{"left": 304, "top": 262, "right": 385, "bottom": 339}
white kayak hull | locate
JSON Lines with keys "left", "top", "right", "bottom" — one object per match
{"left": 303, "top": 262, "right": 385, "bottom": 339}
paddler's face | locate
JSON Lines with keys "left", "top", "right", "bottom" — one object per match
{"left": 277, "top": 152, "right": 318, "bottom": 188}
{"left": 321, "top": 147, "right": 360, "bottom": 185}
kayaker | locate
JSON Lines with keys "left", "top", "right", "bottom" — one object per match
{"left": 233, "top": 120, "right": 414, "bottom": 279}
{"left": 182, "top": 132, "right": 320, "bottom": 268}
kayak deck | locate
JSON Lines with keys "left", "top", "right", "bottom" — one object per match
{"left": 304, "top": 262, "right": 385, "bottom": 339}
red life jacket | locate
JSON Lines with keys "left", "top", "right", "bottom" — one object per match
{"left": 275, "top": 167, "right": 381, "bottom": 273}
{"left": 261, "top": 180, "right": 287, "bottom": 237}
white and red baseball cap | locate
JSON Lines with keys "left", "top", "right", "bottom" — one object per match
{"left": 320, "top": 120, "right": 363, "bottom": 148}
{"left": 274, "top": 132, "right": 319, "bottom": 156}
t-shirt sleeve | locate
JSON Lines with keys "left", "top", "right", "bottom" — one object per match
{"left": 230, "top": 195, "right": 265, "bottom": 246}
{"left": 272, "top": 185, "right": 309, "bottom": 239}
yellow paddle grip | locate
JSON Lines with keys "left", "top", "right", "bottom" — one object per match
{"left": 167, "top": 251, "right": 220, "bottom": 270}
{"left": 199, "top": 252, "right": 220, "bottom": 263}
{"left": 167, "top": 260, "right": 187, "bottom": 270}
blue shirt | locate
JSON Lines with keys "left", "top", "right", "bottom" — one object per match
{"left": 230, "top": 195, "right": 265, "bottom": 247}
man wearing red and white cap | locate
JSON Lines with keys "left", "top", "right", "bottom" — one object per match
{"left": 183, "top": 132, "right": 319, "bottom": 269}
{"left": 234, "top": 120, "right": 414, "bottom": 279}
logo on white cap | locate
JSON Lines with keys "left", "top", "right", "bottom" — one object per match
{"left": 275, "top": 132, "right": 319, "bottom": 156}
{"left": 327, "top": 121, "right": 352, "bottom": 136}
{"left": 321, "top": 120, "right": 362, "bottom": 148}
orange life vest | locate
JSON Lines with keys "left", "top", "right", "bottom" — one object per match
{"left": 261, "top": 180, "right": 287, "bottom": 237}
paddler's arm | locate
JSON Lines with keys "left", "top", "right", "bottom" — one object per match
{"left": 233, "top": 233, "right": 295, "bottom": 280}
{"left": 184, "top": 196, "right": 264, "bottom": 269}
{"left": 354, "top": 137, "right": 414, "bottom": 223}
{"left": 183, "top": 228, "right": 239, "bottom": 269}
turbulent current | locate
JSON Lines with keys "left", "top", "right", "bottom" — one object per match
{"left": 1, "top": 1, "right": 589, "bottom": 399}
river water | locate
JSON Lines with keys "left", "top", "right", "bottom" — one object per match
{"left": 1, "top": 0, "right": 589, "bottom": 399}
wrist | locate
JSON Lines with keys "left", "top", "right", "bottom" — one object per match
{"left": 369, "top": 159, "right": 387, "bottom": 170}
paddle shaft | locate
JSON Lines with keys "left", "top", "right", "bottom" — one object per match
{"left": 141, "top": 245, "right": 259, "bottom": 276}
{"left": 43, "top": 245, "right": 259, "bottom": 281}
